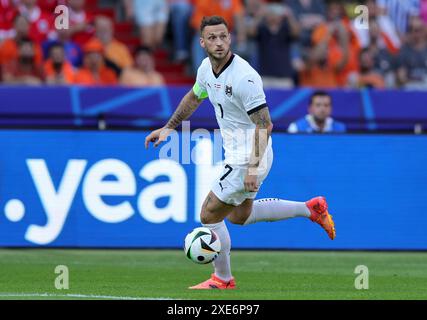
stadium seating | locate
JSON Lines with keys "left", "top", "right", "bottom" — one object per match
{"left": 84, "top": 0, "right": 193, "bottom": 85}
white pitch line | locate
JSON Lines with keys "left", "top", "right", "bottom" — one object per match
{"left": 0, "top": 293, "right": 178, "bottom": 300}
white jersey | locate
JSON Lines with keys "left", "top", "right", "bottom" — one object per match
{"left": 193, "top": 54, "right": 272, "bottom": 165}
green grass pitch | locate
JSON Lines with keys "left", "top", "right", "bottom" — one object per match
{"left": 0, "top": 249, "right": 426, "bottom": 300}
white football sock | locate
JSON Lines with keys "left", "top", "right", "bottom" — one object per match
{"left": 202, "top": 220, "right": 232, "bottom": 282}
{"left": 244, "top": 198, "right": 311, "bottom": 225}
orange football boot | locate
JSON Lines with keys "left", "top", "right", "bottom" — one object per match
{"left": 189, "top": 274, "right": 236, "bottom": 290}
{"left": 306, "top": 196, "right": 336, "bottom": 240}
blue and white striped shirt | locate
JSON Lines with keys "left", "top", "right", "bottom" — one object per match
{"left": 377, "top": 0, "right": 420, "bottom": 34}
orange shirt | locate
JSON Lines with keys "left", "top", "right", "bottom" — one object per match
{"left": 190, "top": 0, "right": 243, "bottom": 31}
{"left": 299, "top": 65, "right": 338, "bottom": 88}
{"left": 44, "top": 59, "right": 75, "bottom": 84}
{"left": 0, "top": 38, "right": 43, "bottom": 65}
{"left": 120, "top": 68, "right": 164, "bottom": 87}
{"left": 104, "top": 39, "right": 134, "bottom": 69}
{"left": 74, "top": 66, "right": 117, "bottom": 86}
{"left": 312, "top": 19, "right": 361, "bottom": 86}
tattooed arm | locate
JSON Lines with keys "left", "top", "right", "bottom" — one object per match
{"left": 245, "top": 106, "right": 274, "bottom": 191}
{"left": 145, "top": 89, "right": 203, "bottom": 148}
{"left": 164, "top": 89, "right": 204, "bottom": 130}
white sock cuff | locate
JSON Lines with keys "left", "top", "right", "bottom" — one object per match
{"left": 202, "top": 221, "right": 226, "bottom": 231}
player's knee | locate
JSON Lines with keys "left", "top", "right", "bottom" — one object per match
{"left": 227, "top": 213, "right": 247, "bottom": 225}
{"left": 200, "top": 210, "right": 216, "bottom": 225}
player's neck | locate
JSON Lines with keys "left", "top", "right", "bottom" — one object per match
{"left": 210, "top": 51, "right": 233, "bottom": 75}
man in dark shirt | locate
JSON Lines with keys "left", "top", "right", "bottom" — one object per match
{"left": 396, "top": 17, "right": 427, "bottom": 89}
{"left": 288, "top": 0, "right": 326, "bottom": 46}
{"left": 253, "top": 3, "right": 300, "bottom": 87}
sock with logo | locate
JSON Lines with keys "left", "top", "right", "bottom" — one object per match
{"left": 244, "top": 198, "right": 310, "bottom": 225}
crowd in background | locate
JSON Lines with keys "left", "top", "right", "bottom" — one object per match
{"left": 0, "top": 0, "right": 427, "bottom": 89}
{"left": 0, "top": 0, "right": 165, "bottom": 86}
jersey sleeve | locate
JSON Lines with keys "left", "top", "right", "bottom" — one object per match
{"left": 236, "top": 73, "right": 267, "bottom": 115}
{"left": 192, "top": 63, "right": 209, "bottom": 100}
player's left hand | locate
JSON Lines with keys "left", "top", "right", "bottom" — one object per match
{"left": 244, "top": 171, "right": 259, "bottom": 192}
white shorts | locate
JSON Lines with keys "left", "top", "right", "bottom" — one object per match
{"left": 211, "top": 148, "right": 273, "bottom": 206}
{"left": 134, "top": 0, "right": 169, "bottom": 27}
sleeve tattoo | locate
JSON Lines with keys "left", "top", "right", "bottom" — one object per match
{"left": 165, "top": 90, "right": 203, "bottom": 129}
{"left": 248, "top": 106, "right": 273, "bottom": 168}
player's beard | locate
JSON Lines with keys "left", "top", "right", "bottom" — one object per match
{"left": 207, "top": 47, "right": 231, "bottom": 64}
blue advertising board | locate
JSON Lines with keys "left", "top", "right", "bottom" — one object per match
{"left": 1, "top": 86, "right": 427, "bottom": 131}
{"left": 0, "top": 130, "right": 426, "bottom": 249}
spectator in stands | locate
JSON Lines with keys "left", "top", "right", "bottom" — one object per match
{"left": 0, "top": 14, "right": 43, "bottom": 66}
{"left": 94, "top": 15, "right": 133, "bottom": 71}
{"left": 288, "top": 90, "right": 346, "bottom": 133}
{"left": 123, "top": 0, "right": 169, "bottom": 50}
{"left": 190, "top": 0, "right": 246, "bottom": 73}
{"left": 288, "top": 0, "right": 326, "bottom": 47}
{"left": 396, "top": 16, "right": 427, "bottom": 88}
{"left": 354, "top": 0, "right": 400, "bottom": 56}
{"left": 120, "top": 45, "right": 164, "bottom": 87}
{"left": 287, "top": 0, "right": 326, "bottom": 80}
{"left": 43, "top": 42, "right": 75, "bottom": 84}
{"left": 68, "top": 0, "right": 95, "bottom": 45}
{"left": 377, "top": 0, "right": 420, "bottom": 39}
{"left": 300, "top": 0, "right": 360, "bottom": 88}
{"left": 348, "top": 48, "right": 385, "bottom": 88}
{"left": 242, "top": 0, "right": 266, "bottom": 68}
{"left": 168, "top": 0, "right": 192, "bottom": 62}
{"left": 299, "top": 28, "right": 346, "bottom": 87}
{"left": 2, "top": 37, "right": 45, "bottom": 85}
{"left": 367, "top": 19, "right": 398, "bottom": 87}
{"left": 42, "top": 28, "right": 83, "bottom": 68}
{"left": 73, "top": 38, "right": 117, "bottom": 85}
{"left": 18, "top": 0, "right": 55, "bottom": 43}
{"left": 0, "top": 0, "right": 19, "bottom": 41}
{"left": 248, "top": 3, "right": 300, "bottom": 87}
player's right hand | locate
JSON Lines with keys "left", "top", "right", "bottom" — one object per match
{"left": 244, "top": 171, "right": 259, "bottom": 192}
{"left": 145, "top": 127, "right": 173, "bottom": 149}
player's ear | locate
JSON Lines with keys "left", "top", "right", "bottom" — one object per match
{"left": 199, "top": 36, "right": 205, "bottom": 49}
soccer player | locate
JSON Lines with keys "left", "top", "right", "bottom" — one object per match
{"left": 145, "top": 16, "right": 336, "bottom": 290}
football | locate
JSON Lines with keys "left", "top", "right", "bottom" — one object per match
{"left": 184, "top": 227, "right": 221, "bottom": 264}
